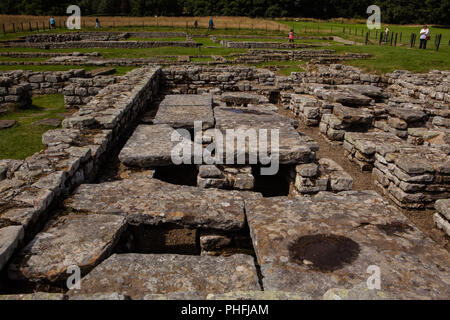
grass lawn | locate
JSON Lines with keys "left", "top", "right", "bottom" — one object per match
{"left": 0, "top": 94, "right": 67, "bottom": 160}
{"left": 0, "top": 46, "right": 247, "bottom": 59}
{"left": 324, "top": 43, "right": 450, "bottom": 74}
{"left": 0, "top": 25, "right": 288, "bottom": 42}
{"left": 0, "top": 65, "right": 137, "bottom": 75}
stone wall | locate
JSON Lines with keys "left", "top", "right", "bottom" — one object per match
{"left": 25, "top": 32, "right": 187, "bottom": 43}
{"left": 220, "top": 40, "right": 320, "bottom": 49}
{"left": 2, "top": 41, "right": 199, "bottom": 49}
{"left": 0, "top": 67, "right": 162, "bottom": 272}
{"left": 63, "top": 76, "right": 117, "bottom": 108}
{"left": 163, "top": 65, "right": 277, "bottom": 94}
{"left": 0, "top": 77, "right": 32, "bottom": 109}
{"left": 0, "top": 69, "right": 87, "bottom": 95}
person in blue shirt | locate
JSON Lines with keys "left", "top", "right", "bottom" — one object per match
{"left": 50, "top": 17, "right": 55, "bottom": 29}
{"left": 209, "top": 18, "right": 214, "bottom": 31}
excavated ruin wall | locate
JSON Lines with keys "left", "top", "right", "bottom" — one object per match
{"left": 25, "top": 32, "right": 187, "bottom": 43}
{"left": 0, "top": 67, "right": 162, "bottom": 257}
{"left": 63, "top": 76, "right": 117, "bottom": 108}
{"left": 2, "top": 41, "right": 199, "bottom": 49}
{"left": 163, "top": 65, "right": 277, "bottom": 93}
{"left": 221, "top": 40, "right": 320, "bottom": 49}
{"left": 0, "top": 69, "right": 88, "bottom": 95}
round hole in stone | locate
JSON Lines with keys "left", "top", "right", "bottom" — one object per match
{"left": 288, "top": 234, "right": 360, "bottom": 272}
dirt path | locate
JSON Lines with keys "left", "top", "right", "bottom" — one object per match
{"left": 333, "top": 36, "right": 365, "bottom": 46}
{"left": 277, "top": 106, "right": 449, "bottom": 251}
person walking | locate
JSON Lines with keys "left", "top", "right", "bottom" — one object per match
{"left": 288, "top": 29, "right": 294, "bottom": 43}
{"left": 194, "top": 20, "right": 198, "bottom": 29}
{"left": 50, "top": 17, "right": 56, "bottom": 29}
{"left": 419, "top": 25, "right": 430, "bottom": 49}
{"left": 384, "top": 27, "right": 389, "bottom": 42}
{"left": 95, "top": 18, "right": 101, "bottom": 29}
{"left": 209, "top": 18, "right": 214, "bottom": 31}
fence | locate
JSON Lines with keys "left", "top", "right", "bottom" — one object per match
{"left": 0, "top": 15, "right": 289, "bottom": 34}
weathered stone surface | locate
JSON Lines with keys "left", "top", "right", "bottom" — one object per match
{"left": 159, "top": 94, "right": 213, "bottom": 107}
{"left": 214, "top": 106, "right": 314, "bottom": 164}
{"left": 333, "top": 105, "right": 373, "bottom": 126}
{"left": 221, "top": 92, "right": 268, "bottom": 105}
{"left": 69, "top": 293, "right": 128, "bottom": 300}
{"left": 386, "top": 106, "right": 426, "bottom": 123}
{"left": 65, "top": 177, "right": 259, "bottom": 231}
{"left": 207, "top": 291, "right": 312, "bottom": 300}
{"left": 0, "top": 293, "right": 65, "bottom": 300}
{"left": 154, "top": 104, "right": 214, "bottom": 129}
{"left": 154, "top": 94, "right": 214, "bottom": 129}
{"left": 339, "top": 84, "right": 386, "bottom": 100}
{"left": 320, "top": 89, "right": 372, "bottom": 107}
{"left": 119, "top": 124, "right": 202, "bottom": 167}
{"left": 435, "top": 199, "right": 450, "bottom": 220}
{"left": 198, "top": 165, "right": 223, "bottom": 178}
{"left": 245, "top": 191, "right": 450, "bottom": 299}
{"left": 8, "top": 213, "right": 126, "bottom": 282}
{"left": 0, "top": 226, "right": 24, "bottom": 271}
{"left": 68, "top": 253, "right": 260, "bottom": 299}
{"left": 0, "top": 120, "right": 16, "bottom": 129}
{"left": 433, "top": 213, "right": 450, "bottom": 236}
{"left": 319, "top": 158, "right": 354, "bottom": 192}
{"left": 295, "top": 163, "right": 319, "bottom": 178}
{"left": 323, "top": 283, "right": 390, "bottom": 300}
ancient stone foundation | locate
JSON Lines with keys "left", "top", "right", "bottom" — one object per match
{"left": 0, "top": 64, "right": 449, "bottom": 300}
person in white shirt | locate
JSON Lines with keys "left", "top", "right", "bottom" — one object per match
{"left": 419, "top": 25, "right": 430, "bottom": 49}
{"left": 384, "top": 27, "right": 389, "bottom": 42}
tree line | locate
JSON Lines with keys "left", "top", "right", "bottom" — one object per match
{"left": 1, "top": 0, "right": 449, "bottom": 25}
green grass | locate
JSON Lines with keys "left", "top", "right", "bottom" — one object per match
{"left": 0, "top": 25, "right": 288, "bottom": 42}
{"left": 0, "top": 64, "right": 136, "bottom": 75}
{"left": 123, "top": 37, "right": 188, "bottom": 42}
{"left": 0, "top": 46, "right": 247, "bottom": 59}
{"left": 279, "top": 20, "right": 450, "bottom": 44}
{"left": 191, "top": 57, "right": 214, "bottom": 62}
{"left": 322, "top": 43, "right": 450, "bottom": 74}
{"left": 0, "top": 56, "right": 47, "bottom": 62}
{"left": 0, "top": 94, "right": 66, "bottom": 160}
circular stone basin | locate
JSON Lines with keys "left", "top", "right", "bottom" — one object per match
{"left": 288, "top": 234, "right": 360, "bottom": 272}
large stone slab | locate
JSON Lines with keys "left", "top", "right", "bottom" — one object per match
{"left": 154, "top": 105, "right": 214, "bottom": 129}
{"left": 154, "top": 94, "right": 214, "bottom": 129}
{"left": 159, "top": 94, "right": 213, "bottom": 107}
{"left": 333, "top": 105, "right": 373, "bottom": 126}
{"left": 65, "top": 177, "right": 259, "bottom": 231}
{"left": 245, "top": 191, "right": 450, "bottom": 299}
{"left": 119, "top": 124, "right": 202, "bottom": 168}
{"left": 339, "top": 84, "right": 386, "bottom": 100}
{"left": 220, "top": 92, "right": 268, "bottom": 106}
{"left": 8, "top": 213, "right": 126, "bottom": 282}
{"left": 213, "top": 106, "right": 315, "bottom": 164}
{"left": 0, "top": 225, "right": 24, "bottom": 271}
{"left": 68, "top": 253, "right": 260, "bottom": 299}
{"left": 316, "top": 89, "right": 373, "bottom": 107}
